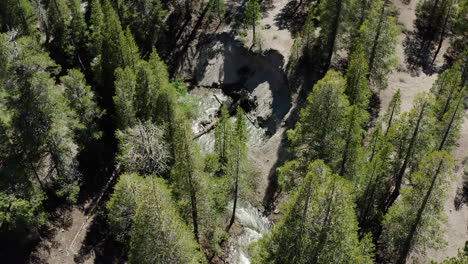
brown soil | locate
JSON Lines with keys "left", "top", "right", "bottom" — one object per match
{"left": 30, "top": 204, "right": 95, "bottom": 264}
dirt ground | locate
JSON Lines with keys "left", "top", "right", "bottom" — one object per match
{"left": 30, "top": 204, "right": 95, "bottom": 264}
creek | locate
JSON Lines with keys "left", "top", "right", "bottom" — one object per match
{"left": 189, "top": 87, "right": 271, "bottom": 263}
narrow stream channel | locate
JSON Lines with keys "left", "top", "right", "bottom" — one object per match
{"left": 189, "top": 87, "right": 271, "bottom": 263}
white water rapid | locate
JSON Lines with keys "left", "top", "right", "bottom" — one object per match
{"left": 228, "top": 201, "right": 271, "bottom": 264}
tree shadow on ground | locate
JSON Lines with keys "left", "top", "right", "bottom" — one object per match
{"left": 73, "top": 207, "right": 127, "bottom": 264}
{"left": 274, "top": 0, "right": 309, "bottom": 36}
{"left": 261, "top": 58, "right": 326, "bottom": 212}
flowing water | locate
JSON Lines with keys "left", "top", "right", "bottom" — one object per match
{"left": 190, "top": 87, "right": 267, "bottom": 153}
{"left": 228, "top": 201, "right": 272, "bottom": 264}
{"left": 189, "top": 87, "right": 271, "bottom": 263}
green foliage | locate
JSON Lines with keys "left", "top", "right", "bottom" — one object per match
{"left": 243, "top": 0, "right": 262, "bottom": 44}
{"left": 61, "top": 69, "right": 103, "bottom": 141}
{"left": 208, "top": 0, "right": 225, "bottom": 20}
{"left": 109, "top": 0, "right": 167, "bottom": 53}
{"left": 214, "top": 106, "right": 232, "bottom": 164}
{"left": 0, "top": 34, "right": 98, "bottom": 228}
{"left": 345, "top": 42, "right": 370, "bottom": 111}
{"left": 316, "top": 0, "right": 353, "bottom": 65}
{"left": 251, "top": 160, "right": 374, "bottom": 264}
{"left": 358, "top": 0, "right": 399, "bottom": 89}
{"left": 433, "top": 243, "right": 468, "bottom": 263}
{"left": 171, "top": 112, "right": 204, "bottom": 240}
{"left": 114, "top": 67, "right": 137, "bottom": 128}
{"left": 430, "top": 65, "right": 466, "bottom": 150}
{"left": 0, "top": 0, "right": 38, "bottom": 37}
{"left": 382, "top": 151, "right": 454, "bottom": 263}
{"left": 107, "top": 173, "right": 206, "bottom": 263}
{"left": 338, "top": 105, "right": 367, "bottom": 180}
{"left": 89, "top": 0, "right": 105, "bottom": 59}
{"left": 287, "top": 71, "right": 349, "bottom": 175}
{"left": 96, "top": 0, "right": 140, "bottom": 88}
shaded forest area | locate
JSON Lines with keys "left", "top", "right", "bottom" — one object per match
{"left": 0, "top": 0, "right": 467, "bottom": 263}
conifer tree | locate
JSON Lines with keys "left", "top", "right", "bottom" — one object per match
{"left": 338, "top": 105, "right": 366, "bottom": 180}
{"left": 383, "top": 89, "right": 402, "bottom": 137}
{"left": 251, "top": 160, "right": 374, "bottom": 264}
{"left": 413, "top": 0, "right": 458, "bottom": 65}
{"left": 345, "top": 42, "right": 371, "bottom": 114}
{"left": 385, "top": 93, "right": 435, "bottom": 212}
{"left": 447, "top": 0, "right": 467, "bottom": 64}
{"left": 431, "top": 64, "right": 466, "bottom": 151}
{"left": 348, "top": 0, "right": 375, "bottom": 45}
{"left": 287, "top": 71, "right": 349, "bottom": 175}
{"left": 108, "top": 0, "right": 167, "bottom": 54}
{"left": 214, "top": 105, "right": 232, "bottom": 164}
{"left": 208, "top": 0, "right": 225, "bottom": 21}
{"left": 98, "top": 0, "right": 139, "bottom": 91}
{"left": 382, "top": 151, "right": 454, "bottom": 264}
{"left": 114, "top": 67, "right": 137, "bottom": 128}
{"left": 107, "top": 173, "right": 206, "bottom": 264}
{"left": 358, "top": 0, "right": 399, "bottom": 89}
{"left": 88, "top": 0, "right": 105, "bottom": 59}
{"left": 0, "top": 0, "right": 38, "bottom": 37}
{"left": 316, "top": 0, "right": 353, "bottom": 66}
{"left": 226, "top": 107, "right": 249, "bottom": 232}
{"left": 243, "top": 0, "right": 262, "bottom": 47}
{"left": 0, "top": 35, "right": 83, "bottom": 227}
{"left": 171, "top": 113, "right": 203, "bottom": 242}
{"left": 61, "top": 69, "right": 103, "bottom": 142}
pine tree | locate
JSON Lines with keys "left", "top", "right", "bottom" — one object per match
{"left": 347, "top": 0, "right": 375, "bottom": 46}
{"left": 243, "top": 0, "right": 262, "bottom": 47}
{"left": 251, "top": 160, "right": 374, "bottom": 264}
{"left": 385, "top": 93, "right": 435, "bottom": 213}
{"left": 98, "top": 0, "right": 139, "bottom": 91}
{"left": 413, "top": 0, "right": 458, "bottom": 66}
{"left": 171, "top": 113, "right": 203, "bottom": 242}
{"left": 345, "top": 42, "right": 371, "bottom": 114}
{"left": 106, "top": 173, "right": 206, "bottom": 263}
{"left": 383, "top": 89, "right": 402, "bottom": 137}
{"left": 316, "top": 0, "right": 353, "bottom": 66}
{"left": 108, "top": 0, "right": 167, "bottom": 54}
{"left": 214, "top": 105, "right": 232, "bottom": 164}
{"left": 382, "top": 151, "right": 454, "bottom": 264}
{"left": 447, "top": 0, "right": 467, "bottom": 64}
{"left": 358, "top": 0, "right": 399, "bottom": 89}
{"left": 338, "top": 105, "right": 366, "bottom": 180}
{"left": 287, "top": 71, "right": 349, "bottom": 175}
{"left": 226, "top": 107, "right": 249, "bottom": 232}
{"left": 114, "top": 67, "right": 137, "bottom": 128}
{"left": 208, "top": 0, "right": 225, "bottom": 21}
{"left": 0, "top": 0, "right": 38, "bottom": 37}
{"left": 61, "top": 69, "right": 103, "bottom": 142}
{"left": 0, "top": 35, "right": 82, "bottom": 227}
{"left": 88, "top": 0, "right": 105, "bottom": 59}
{"left": 431, "top": 64, "right": 466, "bottom": 151}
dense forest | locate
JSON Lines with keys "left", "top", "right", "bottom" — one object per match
{"left": 0, "top": 0, "right": 467, "bottom": 263}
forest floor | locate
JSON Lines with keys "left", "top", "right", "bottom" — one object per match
{"left": 28, "top": 0, "right": 466, "bottom": 263}
{"left": 29, "top": 202, "right": 95, "bottom": 263}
